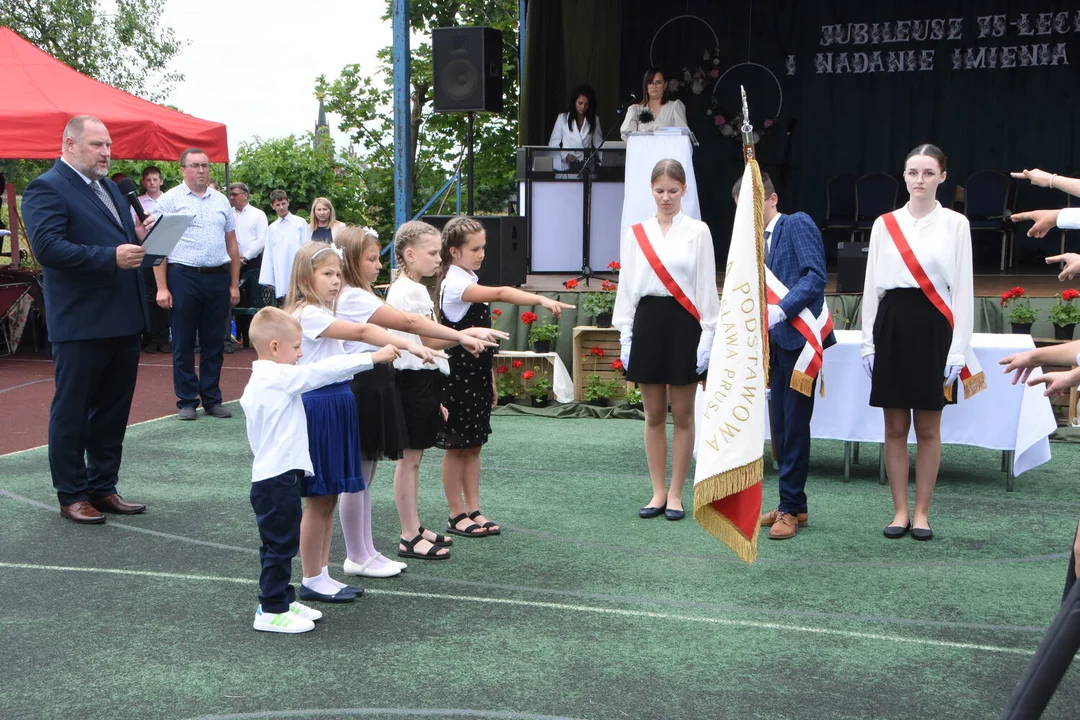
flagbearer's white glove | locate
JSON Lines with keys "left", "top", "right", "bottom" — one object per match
{"left": 944, "top": 365, "right": 963, "bottom": 386}
{"left": 767, "top": 304, "right": 786, "bottom": 330}
{"left": 696, "top": 332, "right": 713, "bottom": 375}
{"left": 620, "top": 333, "right": 632, "bottom": 372}
{"left": 862, "top": 354, "right": 874, "bottom": 379}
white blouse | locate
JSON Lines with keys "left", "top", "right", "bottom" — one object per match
{"left": 549, "top": 113, "right": 603, "bottom": 152}
{"left": 336, "top": 285, "right": 383, "bottom": 354}
{"left": 294, "top": 304, "right": 346, "bottom": 365}
{"left": 619, "top": 100, "right": 689, "bottom": 140}
{"left": 612, "top": 213, "right": 719, "bottom": 342}
{"left": 860, "top": 202, "right": 974, "bottom": 367}
{"left": 385, "top": 276, "right": 451, "bottom": 374}
{"left": 439, "top": 264, "right": 481, "bottom": 324}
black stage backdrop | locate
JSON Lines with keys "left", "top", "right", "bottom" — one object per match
{"left": 523, "top": 0, "right": 1080, "bottom": 266}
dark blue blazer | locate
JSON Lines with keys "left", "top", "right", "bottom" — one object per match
{"left": 767, "top": 212, "right": 836, "bottom": 352}
{"left": 22, "top": 160, "right": 148, "bottom": 343}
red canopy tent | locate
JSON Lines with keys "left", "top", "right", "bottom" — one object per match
{"left": 0, "top": 26, "right": 229, "bottom": 269}
{"left": 0, "top": 26, "right": 228, "bottom": 161}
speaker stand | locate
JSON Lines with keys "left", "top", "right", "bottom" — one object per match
{"left": 572, "top": 153, "right": 597, "bottom": 286}
{"left": 466, "top": 111, "right": 475, "bottom": 215}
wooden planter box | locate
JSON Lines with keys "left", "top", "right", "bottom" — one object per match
{"left": 571, "top": 326, "right": 628, "bottom": 401}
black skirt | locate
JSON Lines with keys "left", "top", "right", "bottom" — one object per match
{"left": 626, "top": 295, "right": 704, "bottom": 386}
{"left": 437, "top": 301, "right": 495, "bottom": 449}
{"left": 349, "top": 362, "right": 408, "bottom": 461}
{"left": 397, "top": 368, "right": 445, "bottom": 451}
{"left": 870, "top": 288, "right": 956, "bottom": 411}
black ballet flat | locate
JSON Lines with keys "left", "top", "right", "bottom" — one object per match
{"left": 911, "top": 525, "right": 934, "bottom": 541}
{"left": 883, "top": 523, "right": 910, "bottom": 539}
{"left": 639, "top": 504, "right": 666, "bottom": 519}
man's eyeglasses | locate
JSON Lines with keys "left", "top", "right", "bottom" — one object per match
{"left": 184, "top": 163, "right": 211, "bottom": 170}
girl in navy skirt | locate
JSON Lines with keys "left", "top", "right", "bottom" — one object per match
{"left": 334, "top": 226, "right": 500, "bottom": 571}
{"left": 286, "top": 242, "right": 439, "bottom": 602}
{"left": 435, "top": 217, "right": 574, "bottom": 538}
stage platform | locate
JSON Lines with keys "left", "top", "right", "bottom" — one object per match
{"left": 521, "top": 270, "right": 1070, "bottom": 297}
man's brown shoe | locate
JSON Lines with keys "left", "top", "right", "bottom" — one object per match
{"left": 768, "top": 512, "right": 799, "bottom": 540}
{"left": 89, "top": 494, "right": 146, "bottom": 515}
{"left": 760, "top": 507, "right": 808, "bottom": 527}
{"left": 60, "top": 501, "right": 106, "bottom": 524}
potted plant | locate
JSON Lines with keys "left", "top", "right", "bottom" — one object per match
{"left": 1001, "top": 286, "right": 1037, "bottom": 334}
{"left": 624, "top": 383, "right": 643, "bottom": 410}
{"left": 494, "top": 363, "right": 521, "bottom": 405}
{"left": 523, "top": 369, "right": 553, "bottom": 407}
{"left": 491, "top": 306, "right": 503, "bottom": 328}
{"left": 522, "top": 310, "right": 559, "bottom": 353}
{"left": 1048, "top": 289, "right": 1080, "bottom": 340}
{"left": 581, "top": 279, "right": 618, "bottom": 328}
{"left": 582, "top": 346, "right": 618, "bottom": 406}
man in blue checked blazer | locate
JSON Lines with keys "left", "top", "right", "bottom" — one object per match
{"left": 22, "top": 115, "right": 151, "bottom": 524}
{"left": 733, "top": 172, "right": 835, "bottom": 540}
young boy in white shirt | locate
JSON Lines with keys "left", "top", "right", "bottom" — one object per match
{"left": 240, "top": 307, "right": 398, "bottom": 633}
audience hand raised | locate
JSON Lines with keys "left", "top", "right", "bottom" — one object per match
{"left": 372, "top": 344, "right": 402, "bottom": 364}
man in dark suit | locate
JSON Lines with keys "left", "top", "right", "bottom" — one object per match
{"left": 733, "top": 173, "right": 834, "bottom": 540}
{"left": 22, "top": 115, "right": 151, "bottom": 524}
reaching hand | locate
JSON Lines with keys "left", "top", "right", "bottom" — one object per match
{"left": 1046, "top": 253, "right": 1080, "bottom": 281}
{"left": 862, "top": 354, "right": 874, "bottom": 380}
{"left": 540, "top": 297, "right": 575, "bottom": 319}
{"left": 1010, "top": 209, "right": 1060, "bottom": 238}
{"left": 944, "top": 364, "right": 962, "bottom": 386}
{"left": 372, "top": 344, "right": 401, "bottom": 365}
{"left": 462, "top": 326, "right": 509, "bottom": 343}
{"left": 458, "top": 335, "right": 488, "bottom": 357}
{"left": 1027, "top": 368, "right": 1080, "bottom": 397}
{"left": 999, "top": 350, "right": 1039, "bottom": 385}
{"left": 1010, "top": 168, "right": 1056, "bottom": 188}
{"left": 409, "top": 343, "right": 449, "bottom": 365}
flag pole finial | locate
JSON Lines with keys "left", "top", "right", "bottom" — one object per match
{"left": 740, "top": 85, "right": 756, "bottom": 163}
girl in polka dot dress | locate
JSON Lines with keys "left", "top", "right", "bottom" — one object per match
{"left": 435, "top": 217, "right": 574, "bottom": 538}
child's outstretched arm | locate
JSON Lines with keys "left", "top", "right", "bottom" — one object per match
{"left": 369, "top": 305, "right": 500, "bottom": 356}
{"left": 461, "top": 285, "right": 575, "bottom": 318}
{"left": 280, "top": 353, "right": 376, "bottom": 395}
{"left": 324, "top": 319, "right": 449, "bottom": 365}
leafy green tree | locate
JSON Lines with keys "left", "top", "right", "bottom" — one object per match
{"left": 316, "top": 0, "right": 519, "bottom": 236}
{"left": 0, "top": 0, "right": 185, "bottom": 102}
{"left": 231, "top": 133, "right": 369, "bottom": 226}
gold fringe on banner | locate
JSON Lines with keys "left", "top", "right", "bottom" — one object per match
{"left": 963, "top": 371, "right": 987, "bottom": 399}
{"left": 943, "top": 381, "right": 954, "bottom": 403}
{"left": 819, "top": 368, "right": 826, "bottom": 398}
{"left": 693, "top": 457, "right": 763, "bottom": 564}
{"left": 789, "top": 369, "right": 813, "bottom": 398}
{"left": 750, "top": 161, "right": 769, "bottom": 381}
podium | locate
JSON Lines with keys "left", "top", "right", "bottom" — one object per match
{"left": 619, "top": 129, "right": 700, "bottom": 258}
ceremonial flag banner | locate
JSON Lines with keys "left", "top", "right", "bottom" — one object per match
{"left": 693, "top": 161, "right": 767, "bottom": 564}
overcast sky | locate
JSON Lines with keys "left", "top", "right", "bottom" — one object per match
{"left": 160, "top": 0, "right": 394, "bottom": 158}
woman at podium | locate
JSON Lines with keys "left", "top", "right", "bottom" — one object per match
{"left": 619, "top": 68, "right": 689, "bottom": 140}
{"left": 548, "top": 84, "right": 602, "bottom": 172}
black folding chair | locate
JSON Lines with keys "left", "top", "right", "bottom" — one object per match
{"left": 965, "top": 171, "right": 1012, "bottom": 271}
{"left": 822, "top": 174, "right": 857, "bottom": 241}
{"left": 936, "top": 177, "right": 958, "bottom": 210}
{"left": 853, "top": 172, "right": 899, "bottom": 241}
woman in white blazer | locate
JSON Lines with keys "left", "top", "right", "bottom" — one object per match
{"left": 619, "top": 68, "right": 689, "bottom": 140}
{"left": 548, "top": 85, "right": 602, "bottom": 172}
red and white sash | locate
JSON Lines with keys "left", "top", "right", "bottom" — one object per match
{"left": 764, "top": 269, "right": 833, "bottom": 397}
{"left": 881, "top": 212, "right": 986, "bottom": 401}
{"left": 632, "top": 223, "right": 700, "bottom": 321}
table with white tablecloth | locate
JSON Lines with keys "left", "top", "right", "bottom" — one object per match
{"left": 698, "top": 331, "right": 1058, "bottom": 489}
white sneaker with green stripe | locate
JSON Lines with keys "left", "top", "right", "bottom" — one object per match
{"left": 253, "top": 605, "right": 315, "bottom": 634}
{"left": 289, "top": 601, "right": 323, "bottom": 622}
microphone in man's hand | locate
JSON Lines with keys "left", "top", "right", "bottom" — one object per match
{"left": 116, "top": 178, "right": 147, "bottom": 223}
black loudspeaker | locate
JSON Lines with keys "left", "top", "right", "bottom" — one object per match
{"left": 836, "top": 241, "right": 870, "bottom": 293}
{"left": 432, "top": 27, "right": 503, "bottom": 113}
{"left": 423, "top": 216, "right": 527, "bottom": 287}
